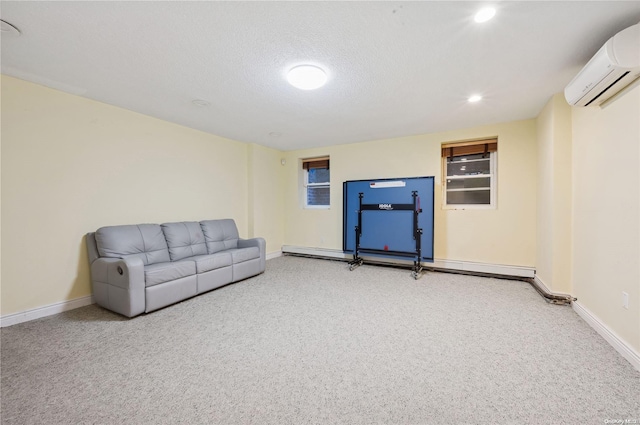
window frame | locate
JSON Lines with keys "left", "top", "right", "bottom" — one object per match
{"left": 442, "top": 140, "right": 497, "bottom": 210}
{"left": 302, "top": 157, "right": 330, "bottom": 209}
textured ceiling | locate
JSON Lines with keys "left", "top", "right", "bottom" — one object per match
{"left": 2, "top": 1, "right": 640, "bottom": 150}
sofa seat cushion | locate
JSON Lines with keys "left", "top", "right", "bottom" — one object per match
{"left": 144, "top": 261, "right": 196, "bottom": 287}
{"left": 184, "top": 252, "right": 232, "bottom": 274}
{"left": 227, "top": 247, "right": 260, "bottom": 263}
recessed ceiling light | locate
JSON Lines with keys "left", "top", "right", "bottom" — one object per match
{"left": 192, "top": 99, "right": 211, "bottom": 107}
{"left": 269, "top": 132, "right": 282, "bottom": 137}
{"left": 474, "top": 7, "right": 496, "bottom": 23}
{"left": 287, "top": 65, "right": 328, "bottom": 90}
{"left": 1, "top": 19, "right": 21, "bottom": 37}
{"left": 468, "top": 95, "right": 483, "bottom": 103}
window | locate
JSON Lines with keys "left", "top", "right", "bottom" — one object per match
{"left": 442, "top": 139, "right": 497, "bottom": 208}
{"left": 303, "top": 157, "right": 330, "bottom": 208}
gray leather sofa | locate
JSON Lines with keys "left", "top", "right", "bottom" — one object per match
{"left": 86, "top": 219, "right": 265, "bottom": 317}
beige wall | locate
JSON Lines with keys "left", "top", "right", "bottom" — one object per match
{"left": 282, "top": 119, "right": 538, "bottom": 267}
{"left": 1, "top": 76, "right": 251, "bottom": 315}
{"left": 248, "top": 144, "right": 285, "bottom": 255}
{"left": 571, "top": 84, "right": 640, "bottom": 352}
{"left": 536, "top": 93, "right": 573, "bottom": 294}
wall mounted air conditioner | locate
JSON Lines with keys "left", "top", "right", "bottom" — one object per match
{"left": 564, "top": 21, "right": 640, "bottom": 107}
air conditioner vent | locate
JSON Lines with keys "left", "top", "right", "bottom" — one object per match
{"left": 565, "top": 22, "right": 640, "bottom": 107}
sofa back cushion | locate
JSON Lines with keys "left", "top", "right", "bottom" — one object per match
{"left": 161, "top": 221, "right": 208, "bottom": 261}
{"left": 200, "top": 219, "right": 239, "bottom": 254}
{"left": 95, "top": 224, "right": 170, "bottom": 265}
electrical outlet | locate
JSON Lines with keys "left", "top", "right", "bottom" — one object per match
{"left": 622, "top": 292, "right": 629, "bottom": 309}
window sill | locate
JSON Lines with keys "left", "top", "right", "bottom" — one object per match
{"left": 443, "top": 204, "right": 496, "bottom": 210}
{"left": 304, "top": 205, "right": 330, "bottom": 210}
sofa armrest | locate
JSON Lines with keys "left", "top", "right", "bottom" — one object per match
{"left": 238, "top": 237, "right": 266, "bottom": 273}
{"left": 90, "top": 257, "right": 145, "bottom": 318}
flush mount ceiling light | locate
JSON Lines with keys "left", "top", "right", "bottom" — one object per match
{"left": 468, "top": 95, "right": 483, "bottom": 103}
{"left": 287, "top": 65, "right": 328, "bottom": 90}
{"left": 474, "top": 7, "right": 496, "bottom": 23}
{"left": 0, "top": 19, "right": 21, "bottom": 37}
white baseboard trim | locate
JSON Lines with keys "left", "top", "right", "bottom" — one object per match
{"left": 282, "top": 245, "right": 348, "bottom": 260}
{"left": 1, "top": 251, "right": 282, "bottom": 328}
{"left": 0, "top": 295, "right": 95, "bottom": 328}
{"left": 281, "top": 245, "right": 534, "bottom": 278}
{"left": 266, "top": 250, "right": 283, "bottom": 260}
{"left": 533, "top": 275, "right": 572, "bottom": 297}
{"left": 534, "top": 275, "right": 552, "bottom": 293}
{"left": 572, "top": 301, "right": 640, "bottom": 372}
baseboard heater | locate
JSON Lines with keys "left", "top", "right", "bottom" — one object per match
{"left": 281, "top": 246, "right": 574, "bottom": 306}
{"left": 528, "top": 278, "right": 576, "bottom": 306}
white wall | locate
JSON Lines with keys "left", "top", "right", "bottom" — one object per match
{"left": 1, "top": 76, "right": 252, "bottom": 316}
{"left": 571, "top": 84, "right": 640, "bottom": 352}
{"left": 282, "top": 119, "right": 538, "bottom": 268}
